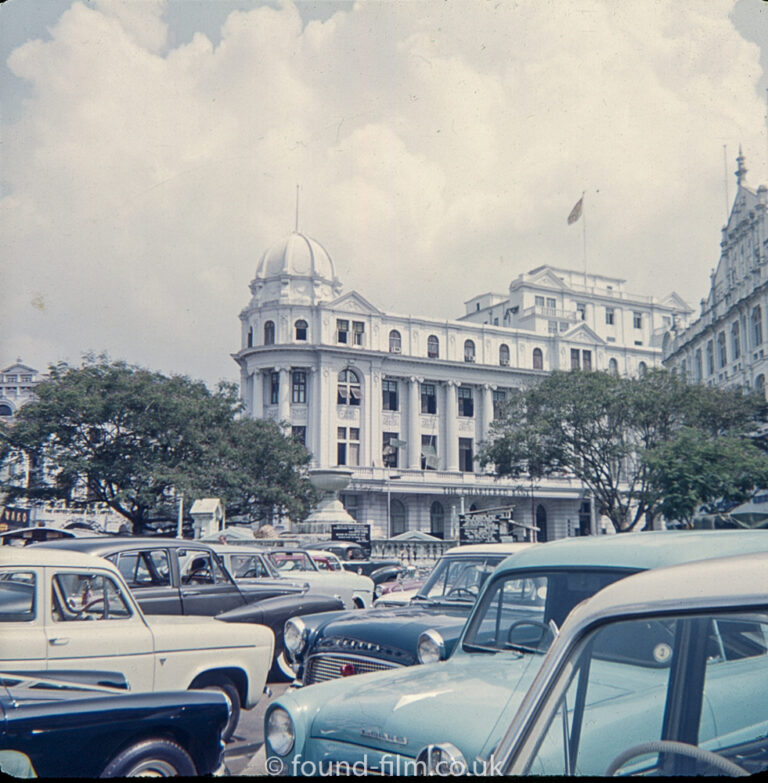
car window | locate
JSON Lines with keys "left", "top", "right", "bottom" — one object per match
{"left": 51, "top": 572, "right": 132, "bottom": 622}
{"left": 269, "top": 552, "right": 317, "bottom": 572}
{"left": 464, "top": 569, "right": 632, "bottom": 653}
{"left": 0, "top": 570, "right": 36, "bottom": 621}
{"left": 178, "top": 549, "right": 230, "bottom": 585}
{"left": 111, "top": 550, "right": 171, "bottom": 588}
{"left": 419, "top": 556, "right": 503, "bottom": 602}
{"left": 230, "top": 554, "right": 271, "bottom": 579}
{"left": 521, "top": 611, "right": 768, "bottom": 777}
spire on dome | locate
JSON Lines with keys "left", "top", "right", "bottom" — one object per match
{"left": 735, "top": 145, "right": 747, "bottom": 187}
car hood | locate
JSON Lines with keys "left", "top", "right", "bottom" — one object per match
{"left": 306, "top": 652, "right": 544, "bottom": 759}
{"left": 312, "top": 602, "right": 473, "bottom": 659}
{"left": 144, "top": 614, "right": 274, "bottom": 651}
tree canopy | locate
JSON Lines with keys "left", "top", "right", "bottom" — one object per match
{"left": 480, "top": 369, "right": 768, "bottom": 532}
{"left": 0, "top": 357, "right": 316, "bottom": 534}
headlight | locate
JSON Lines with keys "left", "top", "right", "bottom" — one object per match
{"left": 266, "top": 707, "right": 295, "bottom": 756}
{"left": 374, "top": 584, "right": 383, "bottom": 598}
{"left": 283, "top": 617, "right": 307, "bottom": 657}
{"left": 415, "top": 743, "right": 468, "bottom": 775}
{"left": 417, "top": 628, "right": 446, "bottom": 664}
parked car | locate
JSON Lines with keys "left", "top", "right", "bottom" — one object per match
{"left": 487, "top": 550, "right": 768, "bottom": 777}
{"left": 264, "top": 529, "right": 768, "bottom": 774}
{"left": 306, "top": 550, "right": 345, "bottom": 571}
{"left": 308, "top": 541, "right": 400, "bottom": 577}
{"left": 372, "top": 565, "right": 425, "bottom": 606}
{"left": 0, "top": 670, "right": 229, "bottom": 777}
{"left": 283, "top": 542, "right": 533, "bottom": 686}
{"left": 211, "top": 543, "right": 375, "bottom": 609}
{"left": 0, "top": 546, "right": 273, "bottom": 742}
{"left": 33, "top": 536, "right": 344, "bottom": 683}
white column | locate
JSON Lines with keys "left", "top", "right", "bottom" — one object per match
{"left": 278, "top": 367, "right": 291, "bottom": 427}
{"left": 407, "top": 376, "right": 420, "bottom": 469}
{"left": 251, "top": 370, "right": 263, "bottom": 420}
{"left": 309, "top": 367, "right": 320, "bottom": 464}
{"left": 444, "top": 381, "right": 458, "bottom": 471}
{"left": 481, "top": 384, "right": 494, "bottom": 440}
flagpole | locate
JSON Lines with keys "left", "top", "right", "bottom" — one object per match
{"left": 581, "top": 191, "right": 587, "bottom": 290}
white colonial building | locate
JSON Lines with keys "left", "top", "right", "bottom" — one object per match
{"left": 0, "top": 360, "right": 42, "bottom": 419}
{"left": 234, "top": 231, "right": 691, "bottom": 541}
{"left": 664, "top": 151, "right": 768, "bottom": 394}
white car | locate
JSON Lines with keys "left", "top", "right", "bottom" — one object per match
{"left": 0, "top": 547, "right": 274, "bottom": 741}
{"left": 213, "top": 544, "right": 374, "bottom": 609}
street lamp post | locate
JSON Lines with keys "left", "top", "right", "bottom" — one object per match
{"left": 386, "top": 471, "right": 401, "bottom": 538}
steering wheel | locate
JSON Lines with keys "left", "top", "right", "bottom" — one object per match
{"left": 445, "top": 586, "right": 478, "bottom": 599}
{"left": 188, "top": 568, "right": 213, "bottom": 583}
{"left": 506, "top": 619, "right": 551, "bottom": 648}
{"left": 604, "top": 740, "right": 749, "bottom": 777}
{"left": 74, "top": 597, "right": 106, "bottom": 619}
{"left": 241, "top": 568, "right": 263, "bottom": 579}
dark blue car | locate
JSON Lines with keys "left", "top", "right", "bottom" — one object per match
{"left": 283, "top": 542, "right": 533, "bottom": 686}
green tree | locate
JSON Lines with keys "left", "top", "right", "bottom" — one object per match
{"left": 643, "top": 427, "right": 768, "bottom": 527}
{"left": 0, "top": 357, "right": 315, "bottom": 534}
{"left": 480, "top": 369, "right": 767, "bottom": 533}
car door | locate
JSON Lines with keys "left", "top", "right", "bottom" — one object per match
{"left": 109, "top": 548, "right": 183, "bottom": 615}
{"left": 44, "top": 566, "right": 155, "bottom": 691}
{"left": 176, "top": 547, "right": 245, "bottom": 615}
{"left": 0, "top": 566, "right": 47, "bottom": 671}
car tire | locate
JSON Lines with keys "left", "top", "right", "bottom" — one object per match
{"left": 269, "top": 650, "right": 297, "bottom": 683}
{"left": 195, "top": 675, "right": 241, "bottom": 742}
{"left": 100, "top": 738, "right": 196, "bottom": 777}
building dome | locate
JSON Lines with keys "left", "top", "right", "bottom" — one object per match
{"left": 255, "top": 231, "right": 337, "bottom": 283}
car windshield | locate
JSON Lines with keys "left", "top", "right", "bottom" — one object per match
{"left": 415, "top": 555, "right": 504, "bottom": 603}
{"left": 268, "top": 551, "right": 318, "bottom": 572}
{"left": 463, "top": 569, "right": 633, "bottom": 653}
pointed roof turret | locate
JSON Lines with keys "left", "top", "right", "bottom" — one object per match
{"left": 735, "top": 145, "right": 747, "bottom": 186}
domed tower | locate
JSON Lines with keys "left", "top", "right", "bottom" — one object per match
{"left": 248, "top": 231, "right": 342, "bottom": 307}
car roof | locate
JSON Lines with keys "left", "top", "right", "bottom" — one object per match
{"left": 567, "top": 550, "right": 768, "bottom": 630}
{"left": 443, "top": 542, "right": 535, "bottom": 556}
{"left": 31, "top": 536, "right": 215, "bottom": 555}
{"left": 0, "top": 546, "right": 119, "bottom": 570}
{"left": 207, "top": 543, "right": 269, "bottom": 555}
{"left": 494, "top": 529, "right": 768, "bottom": 573}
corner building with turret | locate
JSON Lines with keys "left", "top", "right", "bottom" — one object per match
{"left": 234, "top": 231, "right": 691, "bottom": 541}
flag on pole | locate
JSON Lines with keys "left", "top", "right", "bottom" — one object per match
{"left": 567, "top": 195, "right": 584, "bottom": 225}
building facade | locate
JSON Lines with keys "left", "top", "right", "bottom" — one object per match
{"left": 0, "top": 360, "right": 42, "bottom": 419}
{"left": 234, "top": 232, "right": 691, "bottom": 541}
{"left": 664, "top": 151, "right": 768, "bottom": 394}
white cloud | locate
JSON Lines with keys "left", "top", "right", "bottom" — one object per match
{"left": 1, "top": 0, "right": 766, "bottom": 385}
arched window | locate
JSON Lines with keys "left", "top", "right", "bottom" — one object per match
{"left": 427, "top": 335, "right": 439, "bottom": 359}
{"left": 638, "top": 361, "right": 647, "bottom": 377}
{"left": 337, "top": 369, "right": 361, "bottom": 406}
{"left": 464, "top": 339, "right": 475, "bottom": 362}
{"left": 499, "top": 344, "right": 510, "bottom": 366}
{"left": 533, "top": 348, "right": 543, "bottom": 370}
{"left": 536, "top": 504, "right": 548, "bottom": 543}
{"left": 608, "top": 358, "right": 618, "bottom": 375}
{"left": 264, "top": 320, "right": 275, "bottom": 345}
{"left": 757, "top": 374, "right": 766, "bottom": 397}
{"left": 295, "top": 319, "right": 308, "bottom": 341}
{"left": 389, "top": 330, "right": 402, "bottom": 353}
{"left": 390, "top": 499, "right": 406, "bottom": 536}
{"left": 430, "top": 501, "right": 444, "bottom": 539}
{"left": 0, "top": 404, "right": 13, "bottom": 417}
{"left": 247, "top": 327, "right": 253, "bottom": 348}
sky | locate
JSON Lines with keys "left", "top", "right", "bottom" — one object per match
{"left": 3, "top": 0, "right": 768, "bottom": 389}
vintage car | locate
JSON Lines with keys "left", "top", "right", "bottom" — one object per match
{"left": 306, "top": 550, "right": 345, "bottom": 571}
{"left": 308, "top": 540, "right": 400, "bottom": 577}
{"left": 211, "top": 543, "right": 374, "bottom": 610}
{"left": 486, "top": 550, "right": 768, "bottom": 777}
{"left": 0, "top": 547, "right": 273, "bottom": 742}
{"left": 33, "top": 536, "right": 344, "bottom": 682}
{"left": 0, "top": 671, "right": 229, "bottom": 777}
{"left": 283, "top": 542, "right": 533, "bottom": 686}
{"left": 264, "top": 529, "right": 768, "bottom": 774}
{"left": 372, "top": 565, "right": 426, "bottom": 606}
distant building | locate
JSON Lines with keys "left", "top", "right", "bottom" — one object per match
{"left": 234, "top": 231, "right": 691, "bottom": 541}
{"left": 0, "top": 360, "right": 42, "bottom": 419}
{"left": 664, "top": 150, "right": 768, "bottom": 393}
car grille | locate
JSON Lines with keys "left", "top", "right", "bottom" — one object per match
{"left": 304, "top": 654, "right": 401, "bottom": 685}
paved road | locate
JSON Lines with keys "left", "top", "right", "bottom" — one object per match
{"left": 224, "top": 683, "right": 289, "bottom": 775}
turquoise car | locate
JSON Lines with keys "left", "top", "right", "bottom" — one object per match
{"left": 264, "top": 530, "right": 768, "bottom": 775}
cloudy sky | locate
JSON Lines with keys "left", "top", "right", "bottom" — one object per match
{"left": 3, "top": 0, "right": 768, "bottom": 388}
